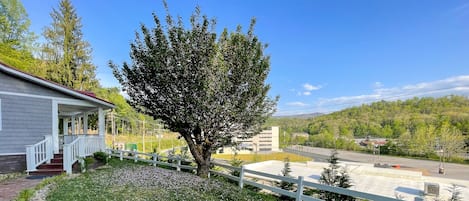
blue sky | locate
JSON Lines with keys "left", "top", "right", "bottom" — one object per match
{"left": 22, "top": 0, "right": 469, "bottom": 116}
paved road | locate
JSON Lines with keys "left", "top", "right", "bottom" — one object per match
{"left": 285, "top": 145, "right": 469, "bottom": 181}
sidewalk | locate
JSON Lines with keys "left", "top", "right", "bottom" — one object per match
{"left": 0, "top": 176, "right": 44, "bottom": 201}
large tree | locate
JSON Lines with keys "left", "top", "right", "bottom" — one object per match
{"left": 0, "top": 0, "right": 35, "bottom": 50}
{"left": 41, "top": 0, "right": 98, "bottom": 90}
{"left": 0, "top": 0, "right": 37, "bottom": 72}
{"left": 111, "top": 7, "right": 277, "bottom": 177}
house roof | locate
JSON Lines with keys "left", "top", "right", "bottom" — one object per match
{"left": 0, "top": 61, "right": 115, "bottom": 109}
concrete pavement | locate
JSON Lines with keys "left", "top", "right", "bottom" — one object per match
{"left": 244, "top": 160, "right": 469, "bottom": 201}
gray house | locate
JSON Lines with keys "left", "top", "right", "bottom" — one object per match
{"left": 0, "top": 62, "right": 114, "bottom": 174}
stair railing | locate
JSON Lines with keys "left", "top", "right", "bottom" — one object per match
{"left": 25, "top": 135, "right": 53, "bottom": 173}
{"left": 63, "top": 135, "right": 104, "bottom": 174}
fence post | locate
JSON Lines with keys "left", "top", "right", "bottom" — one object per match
{"left": 119, "top": 150, "right": 123, "bottom": 161}
{"left": 176, "top": 156, "right": 181, "bottom": 171}
{"left": 296, "top": 176, "right": 304, "bottom": 201}
{"left": 239, "top": 165, "right": 245, "bottom": 188}
{"left": 134, "top": 150, "right": 138, "bottom": 163}
{"left": 152, "top": 153, "right": 157, "bottom": 166}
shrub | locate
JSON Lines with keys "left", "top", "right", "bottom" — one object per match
{"left": 93, "top": 151, "right": 108, "bottom": 163}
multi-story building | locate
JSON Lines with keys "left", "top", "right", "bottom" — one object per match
{"left": 219, "top": 126, "right": 279, "bottom": 154}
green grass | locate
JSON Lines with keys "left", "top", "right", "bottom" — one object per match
{"left": 106, "top": 133, "right": 186, "bottom": 153}
{"left": 45, "top": 159, "right": 281, "bottom": 201}
{"left": 213, "top": 152, "right": 312, "bottom": 163}
{"left": 14, "top": 174, "right": 66, "bottom": 201}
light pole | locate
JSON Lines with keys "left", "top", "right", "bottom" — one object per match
{"left": 436, "top": 138, "right": 444, "bottom": 174}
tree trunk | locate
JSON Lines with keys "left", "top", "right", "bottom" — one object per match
{"left": 181, "top": 130, "right": 212, "bottom": 178}
{"left": 192, "top": 147, "right": 211, "bottom": 178}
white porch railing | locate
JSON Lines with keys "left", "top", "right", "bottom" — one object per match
{"left": 63, "top": 135, "right": 104, "bottom": 174}
{"left": 25, "top": 135, "right": 53, "bottom": 172}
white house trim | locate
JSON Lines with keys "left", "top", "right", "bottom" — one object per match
{"left": 0, "top": 152, "right": 26, "bottom": 156}
{"left": 0, "top": 91, "right": 97, "bottom": 107}
{"left": 0, "top": 63, "right": 114, "bottom": 108}
{"left": 52, "top": 100, "right": 59, "bottom": 153}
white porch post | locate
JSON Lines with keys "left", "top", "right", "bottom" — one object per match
{"left": 63, "top": 118, "right": 68, "bottom": 135}
{"left": 52, "top": 100, "right": 59, "bottom": 153}
{"left": 98, "top": 107, "right": 105, "bottom": 149}
{"left": 71, "top": 116, "right": 76, "bottom": 135}
{"left": 83, "top": 112, "right": 88, "bottom": 135}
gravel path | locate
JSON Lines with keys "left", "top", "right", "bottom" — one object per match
{"left": 0, "top": 176, "right": 43, "bottom": 201}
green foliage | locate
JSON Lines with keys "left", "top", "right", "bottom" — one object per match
{"left": 229, "top": 153, "right": 243, "bottom": 177}
{"left": 111, "top": 4, "right": 277, "bottom": 177}
{"left": 319, "top": 150, "right": 355, "bottom": 201}
{"left": 0, "top": 0, "right": 36, "bottom": 50}
{"left": 301, "top": 96, "right": 469, "bottom": 159}
{"left": 278, "top": 157, "right": 294, "bottom": 190}
{"left": 0, "top": 43, "right": 37, "bottom": 71}
{"left": 40, "top": 0, "right": 99, "bottom": 91}
{"left": 14, "top": 189, "right": 34, "bottom": 201}
{"left": 93, "top": 151, "right": 109, "bottom": 163}
{"left": 308, "top": 96, "right": 469, "bottom": 138}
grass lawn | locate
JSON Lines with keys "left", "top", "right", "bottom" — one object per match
{"left": 46, "top": 159, "right": 280, "bottom": 201}
{"left": 212, "top": 152, "right": 312, "bottom": 163}
{"left": 105, "top": 133, "right": 186, "bottom": 153}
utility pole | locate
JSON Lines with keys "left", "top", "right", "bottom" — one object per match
{"left": 142, "top": 119, "right": 146, "bottom": 153}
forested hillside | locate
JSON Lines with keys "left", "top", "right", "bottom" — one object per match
{"left": 308, "top": 96, "right": 469, "bottom": 138}
{"left": 271, "top": 96, "right": 469, "bottom": 161}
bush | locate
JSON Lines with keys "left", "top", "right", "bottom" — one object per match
{"left": 93, "top": 151, "right": 108, "bottom": 163}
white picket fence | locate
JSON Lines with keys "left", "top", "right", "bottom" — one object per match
{"left": 25, "top": 135, "right": 53, "bottom": 172}
{"left": 106, "top": 149, "right": 399, "bottom": 201}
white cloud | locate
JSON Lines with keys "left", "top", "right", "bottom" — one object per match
{"left": 316, "top": 75, "right": 469, "bottom": 110}
{"left": 303, "top": 83, "right": 321, "bottom": 91}
{"left": 287, "top": 101, "right": 309, "bottom": 107}
{"left": 303, "top": 91, "right": 311, "bottom": 96}
{"left": 373, "top": 82, "right": 383, "bottom": 89}
{"left": 276, "top": 75, "right": 469, "bottom": 116}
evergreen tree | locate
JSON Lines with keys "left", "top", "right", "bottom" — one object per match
{"left": 319, "top": 150, "right": 354, "bottom": 201}
{"left": 111, "top": 5, "right": 277, "bottom": 178}
{"left": 41, "top": 0, "right": 98, "bottom": 90}
{"left": 279, "top": 157, "right": 294, "bottom": 190}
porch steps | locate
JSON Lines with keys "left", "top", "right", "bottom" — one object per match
{"left": 29, "top": 153, "right": 65, "bottom": 176}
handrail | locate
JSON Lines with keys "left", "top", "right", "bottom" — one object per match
{"left": 25, "top": 135, "right": 53, "bottom": 172}
{"left": 106, "top": 149, "right": 400, "bottom": 201}
{"left": 63, "top": 135, "right": 104, "bottom": 174}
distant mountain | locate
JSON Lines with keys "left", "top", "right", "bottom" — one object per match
{"left": 273, "top": 112, "right": 324, "bottom": 119}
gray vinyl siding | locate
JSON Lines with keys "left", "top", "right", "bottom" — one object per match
{"left": 0, "top": 94, "right": 52, "bottom": 154}
{"left": 0, "top": 72, "right": 71, "bottom": 98}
